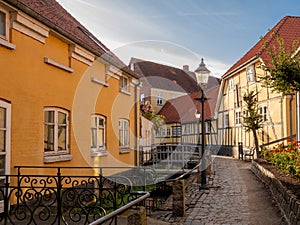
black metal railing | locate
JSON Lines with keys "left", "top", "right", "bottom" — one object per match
{"left": 0, "top": 166, "right": 156, "bottom": 225}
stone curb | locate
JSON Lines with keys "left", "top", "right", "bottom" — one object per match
{"left": 251, "top": 160, "right": 300, "bottom": 225}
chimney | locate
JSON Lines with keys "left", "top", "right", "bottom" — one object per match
{"left": 183, "top": 65, "right": 189, "bottom": 71}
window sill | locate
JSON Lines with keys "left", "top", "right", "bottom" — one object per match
{"left": 44, "top": 154, "right": 73, "bottom": 164}
{"left": 120, "top": 89, "right": 131, "bottom": 96}
{"left": 119, "top": 148, "right": 131, "bottom": 154}
{"left": 91, "top": 150, "right": 109, "bottom": 157}
{"left": 91, "top": 77, "right": 109, "bottom": 87}
{"left": 0, "top": 38, "right": 16, "bottom": 50}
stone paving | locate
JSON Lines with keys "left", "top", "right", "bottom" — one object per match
{"left": 149, "top": 156, "right": 285, "bottom": 225}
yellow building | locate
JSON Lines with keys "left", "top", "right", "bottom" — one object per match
{"left": 0, "top": 0, "right": 140, "bottom": 181}
{"left": 216, "top": 16, "right": 299, "bottom": 158}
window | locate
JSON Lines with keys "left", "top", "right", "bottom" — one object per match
{"left": 184, "top": 124, "right": 191, "bottom": 135}
{"left": 119, "top": 76, "right": 129, "bottom": 92}
{"left": 44, "top": 108, "right": 69, "bottom": 155}
{"left": 140, "top": 94, "right": 145, "bottom": 104}
{"left": 91, "top": 115, "right": 107, "bottom": 155}
{"left": 157, "top": 93, "right": 163, "bottom": 105}
{"left": 259, "top": 106, "right": 268, "bottom": 122}
{"left": 172, "top": 126, "right": 181, "bottom": 137}
{"left": 224, "top": 114, "right": 229, "bottom": 128}
{"left": 228, "top": 78, "right": 234, "bottom": 91}
{"left": 235, "top": 111, "right": 242, "bottom": 125}
{"left": 0, "top": 11, "right": 6, "bottom": 38}
{"left": 205, "top": 121, "right": 212, "bottom": 134}
{"left": 246, "top": 65, "right": 256, "bottom": 83}
{"left": 166, "top": 128, "right": 170, "bottom": 137}
{"left": 119, "top": 119, "right": 129, "bottom": 149}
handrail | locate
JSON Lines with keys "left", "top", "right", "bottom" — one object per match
{"left": 89, "top": 192, "right": 150, "bottom": 225}
{"left": 260, "top": 134, "right": 296, "bottom": 148}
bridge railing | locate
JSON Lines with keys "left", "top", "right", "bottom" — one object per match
{"left": 0, "top": 166, "right": 156, "bottom": 225}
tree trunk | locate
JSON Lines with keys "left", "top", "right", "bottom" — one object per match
{"left": 252, "top": 129, "right": 260, "bottom": 158}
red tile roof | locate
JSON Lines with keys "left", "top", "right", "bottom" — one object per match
{"left": 132, "top": 58, "right": 199, "bottom": 93}
{"left": 223, "top": 16, "right": 300, "bottom": 78}
{"left": 158, "top": 82, "right": 220, "bottom": 123}
{"left": 5, "top": 0, "right": 138, "bottom": 78}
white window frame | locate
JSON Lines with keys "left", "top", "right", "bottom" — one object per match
{"left": 140, "top": 94, "right": 145, "bottom": 104}
{"left": 0, "top": 100, "right": 11, "bottom": 212}
{"left": 0, "top": 9, "right": 8, "bottom": 40}
{"left": 246, "top": 65, "right": 256, "bottom": 83}
{"left": 157, "top": 93, "right": 163, "bottom": 105}
{"left": 172, "top": 125, "right": 182, "bottom": 137}
{"left": 228, "top": 78, "right": 234, "bottom": 91}
{"left": 224, "top": 114, "right": 229, "bottom": 128}
{"left": 0, "top": 8, "right": 15, "bottom": 50}
{"left": 119, "top": 75, "right": 129, "bottom": 93}
{"left": 119, "top": 119, "right": 130, "bottom": 150}
{"left": 259, "top": 106, "right": 268, "bottom": 122}
{"left": 91, "top": 114, "right": 107, "bottom": 156}
{"left": 235, "top": 111, "right": 242, "bottom": 125}
{"left": 44, "top": 107, "right": 69, "bottom": 155}
{"left": 206, "top": 121, "right": 212, "bottom": 133}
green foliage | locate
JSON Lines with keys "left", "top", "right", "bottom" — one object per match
{"left": 263, "top": 139, "right": 300, "bottom": 177}
{"left": 260, "top": 34, "right": 300, "bottom": 95}
{"left": 140, "top": 101, "right": 165, "bottom": 130}
{"left": 242, "top": 90, "right": 263, "bottom": 132}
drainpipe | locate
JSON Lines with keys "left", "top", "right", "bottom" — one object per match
{"left": 297, "top": 92, "right": 300, "bottom": 141}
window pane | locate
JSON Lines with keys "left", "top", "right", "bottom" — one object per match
{"left": 44, "top": 111, "right": 54, "bottom": 123}
{"left": 98, "top": 118, "right": 104, "bottom": 127}
{"left": 58, "top": 112, "right": 67, "bottom": 124}
{"left": 91, "top": 117, "right": 96, "bottom": 127}
{"left": 58, "top": 125, "right": 66, "bottom": 150}
{"left": 91, "top": 128, "right": 97, "bottom": 148}
{"left": 0, "top": 155, "right": 5, "bottom": 176}
{"left": 0, "top": 11, "right": 5, "bottom": 36}
{"left": 44, "top": 125, "right": 54, "bottom": 151}
{"left": 0, "top": 107, "right": 5, "bottom": 128}
{"left": 0, "top": 130, "right": 5, "bottom": 152}
{"left": 98, "top": 128, "right": 104, "bottom": 147}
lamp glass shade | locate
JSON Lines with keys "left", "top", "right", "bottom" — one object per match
{"left": 195, "top": 110, "right": 201, "bottom": 119}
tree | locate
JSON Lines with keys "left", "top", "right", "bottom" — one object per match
{"left": 140, "top": 101, "right": 165, "bottom": 130}
{"left": 260, "top": 34, "right": 300, "bottom": 95}
{"left": 242, "top": 90, "right": 263, "bottom": 158}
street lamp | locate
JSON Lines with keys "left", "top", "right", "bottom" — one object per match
{"left": 194, "top": 58, "right": 210, "bottom": 190}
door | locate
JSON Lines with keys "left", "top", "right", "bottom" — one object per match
{"left": 0, "top": 100, "right": 11, "bottom": 212}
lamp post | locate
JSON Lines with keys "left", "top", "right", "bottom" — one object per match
{"left": 194, "top": 58, "right": 210, "bottom": 190}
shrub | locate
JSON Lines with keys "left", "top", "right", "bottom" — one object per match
{"left": 263, "top": 139, "right": 300, "bottom": 177}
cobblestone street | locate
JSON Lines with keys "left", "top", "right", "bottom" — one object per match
{"left": 149, "top": 156, "right": 286, "bottom": 225}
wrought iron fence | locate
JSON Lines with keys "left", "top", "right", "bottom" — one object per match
{"left": 0, "top": 166, "right": 156, "bottom": 225}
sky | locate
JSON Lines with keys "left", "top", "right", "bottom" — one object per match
{"left": 57, "top": 0, "right": 300, "bottom": 77}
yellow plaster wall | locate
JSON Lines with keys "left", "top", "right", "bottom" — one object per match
{"left": 1, "top": 16, "right": 138, "bottom": 176}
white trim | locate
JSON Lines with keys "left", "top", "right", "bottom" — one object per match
{"left": 0, "top": 100, "right": 11, "bottom": 177}
{"left": 11, "top": 11, "right": 49, "bottom": 43}
{"left": 151, "top": 87, "right": 187, "bottom": 95}
{"left": 69, "top": 45, "right": 95, "bottom": 66}
{"left": 0, "top": 38, "right": 15, "bottom": 49}
{"left": 44, "top": 107, "right": 70, "bottom": 157}
{"left": 44, "top": 57, "right": 74, "bottom": 73}
{"left": 44, "top": 154, "right": 72, "bottom": 163}
{"left": 91, "top": 77, "right": 109, "bottom": 87}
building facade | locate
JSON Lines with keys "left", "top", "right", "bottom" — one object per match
{"left": 216, "top": 16, "right": 300, "bottom": 157}
{"left": 0, "top": 0, "right": 140, "bottom": 182}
